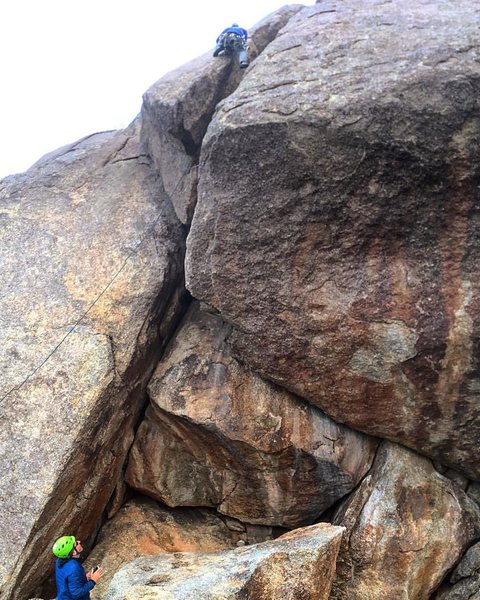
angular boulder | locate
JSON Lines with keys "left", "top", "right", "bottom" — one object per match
{"left": 105, "top": 523, "right": 344, "bottom": 600}
{"left": 84, "top": 496, "right": 275, "bottom": 598}
{"left": 141, "top": 5, "right": 303, "bottom": 224}
{"left": 0, "top": 124, "right": 186, "bottom": 599}
{"left": 331, "top": 442, "right": 480, "bottom": 599}
{"left": 185, "top": 0, "right": 480, "bottom": 478}
{"left": 126, "top": 302, "right": 377, "bottom": 527}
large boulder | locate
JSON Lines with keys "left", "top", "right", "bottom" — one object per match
{"left": 126, "top": 302, "right": 377, "bottom": 527}
{"left": 140, "top": 5, "right": 303, "bottom": 224}
{"left": 331, "top": 442, "right": 480, "bottom": 599}
{"left": 105, "top": 523, "right": 344, "bottom": 599}
{"left": 85, "top": 496, "right": 276, "bottom": 598}
{"left": 185, "top": 0, "right": 480, "bottom": 478}
{"left": 0, "top": 123, "right": 186, "bottom": 599}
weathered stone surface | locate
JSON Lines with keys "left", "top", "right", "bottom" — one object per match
{"left": 435, "top": 541, "right": 480, "bottom": 599}
{"left": 85, "top": 496, "right": 275, "bottom": 598}
{"left": 440, "top": 543, "right": 480, "bottom": 598}
{"left": 140, "top": 4, "right": 303, "bottom": 224}
{"left": 469, "top": 482, "right": 480, "bottom": 507}
{"left": 331, "top": 442, "right": 480, "bottom": 600}
{"left": 105, "top": 523, "right": 343, "bottom": 599}
{"left": 126, "top": 302, "right": 377, "bottom": 527}
{"left": 185, "top": 0, "right": 480, "bottom": 478}
{"left": 0, "top": 123, "right": 186, "bottom": 599}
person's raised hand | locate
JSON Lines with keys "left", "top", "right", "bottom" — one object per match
{"left": 87, "top": 566, "right": 105, "bottom": 583}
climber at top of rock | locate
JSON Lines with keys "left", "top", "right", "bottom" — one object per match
{"left": 213, "top": 23, "right": 249, "bottom": 68}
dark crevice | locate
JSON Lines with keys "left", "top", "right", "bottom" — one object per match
{"left": 177, "top": 126, "right": 198, "bottom": 159}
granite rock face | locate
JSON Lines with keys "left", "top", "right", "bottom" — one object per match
{"left": 185, "top": 0, "right": 480, "bottom": 478}
{"left": 331, "top": 442, "right": 480, "bottom": 599}
{"left": 126, "top": 302, "right": 377, "bottom": 527}
{"left": 3, "top": 1, "right": 480, "bottom": 598}
{"left": 0, "top": 124, "right": 186, "bottom": 599}
{"left": 85, "top": 496, "right": 275, "bottom": 598}
{"left": 105, "top": 523, "right": 343, "bottom": 600}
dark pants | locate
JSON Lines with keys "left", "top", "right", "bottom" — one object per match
{"left": 213, "top": 35, "right": 249, "bottom": 68}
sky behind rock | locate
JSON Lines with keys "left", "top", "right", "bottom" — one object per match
{"left": 0, "top": 0, "right": 308, "bottom": 179}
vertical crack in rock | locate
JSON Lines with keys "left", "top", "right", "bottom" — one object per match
{"left": 140, "top": 4, "right": 304, "bottom": 226}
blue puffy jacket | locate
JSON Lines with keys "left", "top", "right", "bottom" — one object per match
{"left": 55, "top": 558, "right": 95, "bottom": 600}
{"left": 216, "top": 26, "right": 248, "bottom": 43}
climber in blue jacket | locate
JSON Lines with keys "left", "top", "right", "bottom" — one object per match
{"left": 52, "top": 536, "right": 104, "bottom": 599}
{"left": 213, "top": 23, "right": 249, "bottom": 68}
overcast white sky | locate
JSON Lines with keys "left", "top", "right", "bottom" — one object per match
{"left": 0, "top": 1, "right": 309, "bottom": 180}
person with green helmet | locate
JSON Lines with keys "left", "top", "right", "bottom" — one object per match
{"left": 52, "top": 536, "right": 104, "bottom": 599}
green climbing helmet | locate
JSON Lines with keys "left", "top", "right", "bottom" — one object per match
{"left": 52, "top": 535, "right": 76, "bottom": 559}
